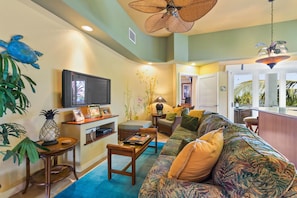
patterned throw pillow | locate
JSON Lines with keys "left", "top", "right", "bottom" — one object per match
{"left": 180, "top": 114, "right": 199, "bottom": 131}
{"left": 168, "top": 128, "right": 224, "bottom": 182}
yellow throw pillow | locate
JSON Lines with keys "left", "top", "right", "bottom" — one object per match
{"left": 173, "top": 107, "right": 183, "bottom": 116}
{"left": 188, "top": 109, "right": 205, "bottom": 120}
{"left": 165, "top": 113, "right": 177, "bottom": 121}
{"left": 168, "top": 128, "right": 224, "bottom": 182}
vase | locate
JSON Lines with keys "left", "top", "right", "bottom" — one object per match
{"left": 39, "top": 119, "right": 60, "bottom": 146}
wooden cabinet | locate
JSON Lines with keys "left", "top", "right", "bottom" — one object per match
{"left": 259, "top": 111, "right": 297, "bottom": 166}
{"left": 61, "top": 115, "right": 118, "bottom": 172}
{"left": 234, "top": 108, "right": 252, "bottom": 124}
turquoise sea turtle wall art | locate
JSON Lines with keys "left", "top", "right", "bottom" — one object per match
{"left": 0, "top": 35, "right": 43, "bottom": 69}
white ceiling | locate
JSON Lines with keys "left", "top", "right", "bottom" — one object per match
{"left": 118, "top": 0, "right": 297, "bottom": 37}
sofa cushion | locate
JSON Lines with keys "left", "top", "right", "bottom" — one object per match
{"left": 170, "top": 126, "right": 197, "bottom": 141}
{"left": 138, "top": 155, "right": 175, "bottom": 198}
{"left": 177, "top": 137, "right": 195, "bottom": 154}
{"left": 213, "top": 124, "right": 296, "bottom": 197}
{"left": 168, "top": 128, "right": 224, "bottom": 182}
{"left": 188, "top": 109, "right": 205, "bottom": 120}
{"left": 160, "top": 138, "right": 183, "bottom": 156}
{"left": 180, "top": 114, "right": 199, "bottom": 131}
{"left": 157, "top": 176, "right": 228, "bottom": 198}
{"left": 282, "top": 176, "right": 297, "bottom": 197}
{"left": 165, "top": 113, "right": 177, "bottom": 121}
{"left": 158, "top": 118, "right": 173, "bottom": 127}
{"left": 197, "top": 114, "right": 230, "bottom": 138}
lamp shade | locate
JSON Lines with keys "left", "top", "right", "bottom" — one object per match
{"left": 153, "top": 96, "right": 166, "bottom": 103}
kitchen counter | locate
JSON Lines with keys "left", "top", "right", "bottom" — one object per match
{"left": 255, "top": 107, "right": 297, "bottom": 118}
{"left": 256, "top": 107, "right": 297, "bottom": 166}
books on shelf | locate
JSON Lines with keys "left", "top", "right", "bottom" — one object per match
{"left": 124, "top": 134, "right": 150, "bottom": 145}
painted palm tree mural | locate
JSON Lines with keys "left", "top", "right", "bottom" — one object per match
{"left": 234, "top": 80, "right": 297, "bottom": 107}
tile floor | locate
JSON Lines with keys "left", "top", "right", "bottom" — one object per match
{"left": 10, "top": 132, "right": 169, "bottom": 198}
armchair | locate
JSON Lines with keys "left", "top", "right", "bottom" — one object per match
{"left": 157, "top": 115, "right": 182, "bottom": 136}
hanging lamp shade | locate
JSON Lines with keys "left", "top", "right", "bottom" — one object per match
{"left": 255, "top": 0, "right": 290, "bottom": 69}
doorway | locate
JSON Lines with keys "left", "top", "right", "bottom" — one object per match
{"left": 178, "top": 73, "right": 198, "bottom": 108}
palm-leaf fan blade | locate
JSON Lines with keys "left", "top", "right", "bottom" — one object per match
{"left": 166, "top": 15, "right": 194, "bottom": 33}
{"left": 129, "top": 0, "right": 167, "bottom": 13}
{"left": 145, "top": 13, "right": 170, "bottom": 33}
{"left": 173, "top": 0, "right": 196, "bottom": 7}
{"left": 178, "top": 0, "right": 217, "bottom": 22}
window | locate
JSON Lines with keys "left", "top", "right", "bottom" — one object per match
{"left": 286, "top": 73, "right": 297, "bottom": 107}
{"left": 234, "top": 74, "right": 253, "bottom": 107}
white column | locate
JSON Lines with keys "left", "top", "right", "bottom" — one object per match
{"left": 265, "top": 73, "right": 278, "bottom": 107}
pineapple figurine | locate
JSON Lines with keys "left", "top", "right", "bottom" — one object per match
{"left": 39, "top": 109, "right": 60, "bottom": 146}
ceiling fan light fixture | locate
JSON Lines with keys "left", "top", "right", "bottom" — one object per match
{"left": 129, "top": 0, "right": 217, "bottom": 33}
{"left": 255, "top": 0, "right": 290, "bottom": 69}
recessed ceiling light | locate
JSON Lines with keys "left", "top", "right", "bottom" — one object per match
{"left": 81, "top": 25, "right": 93, "bottom": 32}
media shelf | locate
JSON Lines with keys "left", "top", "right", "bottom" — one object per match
{"left": 85, "top": 131, "right": 116, "bottom": 145}
{"left": 61, "top": 115, "right": 118, "bottom": 172}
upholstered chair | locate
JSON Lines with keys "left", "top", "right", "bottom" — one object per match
{"left": 157, "top": 107, "right": 189, "bottom": 136}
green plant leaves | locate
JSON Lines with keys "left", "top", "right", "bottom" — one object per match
{"left": 3, "top": 137, "right": 49, "bottom": 165}
{"left": 0, "top": 54, "right": 37, "bottom": 117}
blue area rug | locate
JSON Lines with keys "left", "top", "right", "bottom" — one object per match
{"left": 55, "top": 142, "right": 164, "bottom": 198}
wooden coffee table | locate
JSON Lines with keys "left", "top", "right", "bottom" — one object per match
{"left": 106, "top": 128, "right": 157, "bottom": 185}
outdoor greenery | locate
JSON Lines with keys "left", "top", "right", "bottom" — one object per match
{"left": 234, "top": 80, "right": 297, "bottom": 107}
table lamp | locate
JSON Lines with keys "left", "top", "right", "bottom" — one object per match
{"left": 154, "top": 96, "right": 166, "bottom": 115}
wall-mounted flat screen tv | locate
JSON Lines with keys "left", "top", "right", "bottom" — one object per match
{"left": 62, "top": 69, "right": 111, "bottom": 108}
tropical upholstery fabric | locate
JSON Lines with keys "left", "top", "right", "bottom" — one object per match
{"left": 157, "top": 176, "right": 228, "bottom": 198}
{"left": 197, "top": 113, "right": 231, "bottom": 137}
{"left": 139, "top": 113, "right": 297, "bottom": 198}
{"left": 138, "top": 155, "right": 175, "bottom": 198}
{"left": 213, "top": 124, "right": 296, "bottom": 197}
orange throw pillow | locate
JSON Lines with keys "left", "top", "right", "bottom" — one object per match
{"left": 168, "top": 128, "right": 224, "bottom": 182}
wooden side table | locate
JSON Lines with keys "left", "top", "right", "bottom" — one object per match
{"left": 23, "top": 137, "right": 78, "bottom": 198}
{"left": 151, "top": 113, "right": 165, "bottom": 127}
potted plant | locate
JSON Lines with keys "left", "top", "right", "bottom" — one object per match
{"left": 0, "top": 35, "right": 47, "bottom": 165}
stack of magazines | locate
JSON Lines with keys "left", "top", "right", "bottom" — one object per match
{"left": 123, "top": 134, "right": 150, "bottom": 145}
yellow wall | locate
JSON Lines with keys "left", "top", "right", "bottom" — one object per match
{"left": 0, "top": 1, "right": 173, "bottom": 196}
{"left": 198, "top": 62, "right": 222, "bottom": 75}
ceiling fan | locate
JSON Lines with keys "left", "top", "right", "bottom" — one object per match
{"left": 129, "top": 0, "right": 217, "bottom": 33}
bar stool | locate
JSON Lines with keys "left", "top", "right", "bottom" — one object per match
{"left": 243, "top": 116, "right": 259, "bottom": 133}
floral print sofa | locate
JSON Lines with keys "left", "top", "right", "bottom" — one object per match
{"left": 139, "top": 113, "right": 297, "bottom": 197}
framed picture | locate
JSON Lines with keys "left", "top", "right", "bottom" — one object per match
{"left": 73, "top": 109, "right": 85, "bottom": 122}
{"left": 100, "top": 107, "right": 111, "bottom": 116}
{"left": 182, "top": 83, "right": 192, "bottom": 100}
{"left": 88, "top": 105, "right": 101, "bottom": 118}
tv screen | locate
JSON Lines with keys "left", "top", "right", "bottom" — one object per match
{"left": 62, "top": 69, "right": 111, "bottom": 107}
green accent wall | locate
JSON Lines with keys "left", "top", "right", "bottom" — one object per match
{"left": 40, "top": 0, "right": 297, "bottom": 65}
{"left": 63, "top": 0, "right": 168, "bottom": 62}
{"left": 188, "top": 20, "right": 297, "bottom": 63}
{"left": 173, "top": 34, "right": 189, "bottom": 62}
